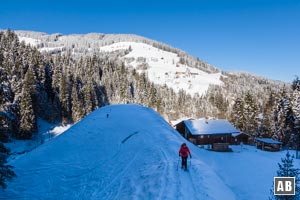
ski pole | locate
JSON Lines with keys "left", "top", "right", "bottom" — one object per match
{"left": 176, "top": 157, "right": 180, "bottom": 171}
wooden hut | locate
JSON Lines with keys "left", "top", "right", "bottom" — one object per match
{"left": 231, "top": 132, "right": 250, "bottom": 145}
{"left": 255, "top": 138, "right": 282, "bottom": 151}
{"left": 175, "top": 118, "right": 240, "bottom": 151}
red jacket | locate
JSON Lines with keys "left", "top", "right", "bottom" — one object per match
{"left": 179, "top": 145, "right": 191, "bottom": 158}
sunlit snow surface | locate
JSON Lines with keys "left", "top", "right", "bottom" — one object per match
{"left": 2, "top": 104, "right": 299, "bottom": 200}
{"left": 18, "top": 36, "right": 40, "bottom": 46}
{"left": 18, "top": 35, "right": 222, "bottom": 96}
{"left": 1, "top": 105, "right": 234, "bottom": 200}
{"left": 100, "top": 42, "right": 222, "bottom": 96}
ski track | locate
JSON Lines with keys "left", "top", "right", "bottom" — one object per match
{"left": 157, "top": 147, "right": 173, "bottom": 200}
{"left": 96, "top": 151, "right": 142, "bottom": 199}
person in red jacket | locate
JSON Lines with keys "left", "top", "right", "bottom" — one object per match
{"left": 178, "top": 143, "right": 191, "bottom": 170}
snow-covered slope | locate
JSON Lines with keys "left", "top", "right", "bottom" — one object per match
{"left": 18, "top": 36, "right": 40, "bottom": 46}
{"left": 1, "top": 104, "right": 298, "bottom": 200}
{"left": 1, "top": 104, "right": 234, "bottom": 200}
{"left": 100, "top": 42, "right": 222, "bottom": 95}
{"left": 15, "top": 30, "right": 221, "bottom": 96}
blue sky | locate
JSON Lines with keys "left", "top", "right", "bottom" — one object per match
{"left": 1, "top": 0, "right": 299, "bottom": 82}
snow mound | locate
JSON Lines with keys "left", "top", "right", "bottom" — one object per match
{"left": 1, "top": 104, "right": 234, "bottom": 200}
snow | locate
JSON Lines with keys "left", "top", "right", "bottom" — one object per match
{"left": 256, "top": 138, "right": 283, "bottom": 144}
{"left": 16, "top": 32, "right": 223, "bottom": 96}
{"left": 18, "top": 36, "right": 40, "bottom": 46}
{"left": 1, "top": 104, "right": 299, "bottom": 200}
{"left": 39, "top": 46, "right": 65, "bottom": 53}
{"left": 184, "top": 118, "right": 240, "bottom": 135}
{"left": 5, "top": 118, "right": 71, "bottom": 161}
{"left": 49, "top": 124, "right": 71, "bottom": 135}
{"left": 1, "top": 104, "right": 234, "bottom": 200}
{"left": 100, "top": 42, "right": 223, "bottom": 96}
{"left": 199, "top": 145, "right": 300, "bottom": 200}
{"left": 169, "top": 117, "right": 194, "bottom": 127}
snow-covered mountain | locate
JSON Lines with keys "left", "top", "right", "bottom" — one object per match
{"left": 15, "top": 30, "right": 222, "bottom": 96}
{"left": 1, "top": 104, "right": 298, "bottom": 199}
{"left": 14, "top": 30, "right": 288, "bottom": 99}
{"left": 1, "top": 104, "right": 234, "bottom": 200}
{"left": 1, "top": 29, "right": 291, "bottom": 142}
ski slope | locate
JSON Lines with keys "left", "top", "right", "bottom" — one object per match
{"left": 1, "top": 104, "right": 234, "bottom": 200}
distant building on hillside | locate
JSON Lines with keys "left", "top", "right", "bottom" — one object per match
{"left": 175, "top": 118, "right": 241, "bottom": 151}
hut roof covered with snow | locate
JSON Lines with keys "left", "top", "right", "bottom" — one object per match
{"left": 183, "top": 118, "right": 240, "bottom": 135}
{"left": 256, "top": 138, "right": 282, "bottom": 145}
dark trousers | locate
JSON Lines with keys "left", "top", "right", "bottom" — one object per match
{"left": 181, "top": 156, "right": 188, "bottom": 169}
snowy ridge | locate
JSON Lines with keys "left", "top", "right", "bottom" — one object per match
{"left": 1, "top": 104, "right": 234, "bottom": 200}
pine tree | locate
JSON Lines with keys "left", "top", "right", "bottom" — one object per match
{"left": 291, "top": 77, "right": 300, "bottom": 158}
{"left": 262, "top": 92, "right": 277, "bottom": 137}
{"left": 18, "top": 68, "right": 37, "bottom": 139}
{"left": 273, "top": 88, "right": 289, "bottom": 143}
{"left": 59, "top": 72, "right": 70, "bottom": 124}
{"left": 149, "top": 83, "right": 158, "bottom": 108}
{"left": 214, "top": 91, "right": 228, "bottom": 119}
{"left": 19, "top": 86, "right": 36, "bottom": 139}
{"left": 71, "top": 81, "right": 85, "bottom": 122}
{"left": 277, "top": 87, "right": 296, "bottom": 146}
{"left": 83, "top": 84, "right": 93, "bottom": 114}
{"left": 52, "top": 55, "right": 62, "bottom": 92}
{"left": 0, "top": 143, "right": 16, "bottom": 189}
{"left": 244, "top": 91, "right": 259, "bottom": 136}
{"left": 231, "top": 97, "right": 245, "bottom": 131}
{"left": 269, "top": 152, "right": 300, "bottom": 200}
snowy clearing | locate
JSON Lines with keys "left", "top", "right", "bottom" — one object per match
{"left": 199, "top": 145, "right": 300, "bottom": 200}
{"left": 18, "top": 36, "right": 40, "bottom": 46}
{"left": 100, "top": 42, "right": 223, "bottom": 96}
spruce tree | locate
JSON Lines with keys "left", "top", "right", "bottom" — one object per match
{"left": 0, "top": 143, "right": 16, "bottom": 189}
{"left": 71, "top": 81, "right": 84, "bottom": 122}
{"left": 244, "top": 91, "right": 259, "bottom": 136}
{"left": 262, "top": 92, "right": 277, "bottom": 137}
{"left": 269, "top": 152, "right": 300, "bottom": 200}
{"left": 83, "top": 84, "right": 93, "bottom": 114}
{"left": 291, "top": 77, "right": 300, "bottom": 158}
{"left": 231, "top": 97, "right": 245, "bottom": 131}
{"left": 59, "top": 72, "right": 70, "bottom": 124}
{"left": 18, "top": 68, "right": 37, "bottom": 139}
{"left": 19, "top": 86, "right": 36, "bottom": 139}
{"left": 277, "top": 87, "right": 296, "bottom": 146}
